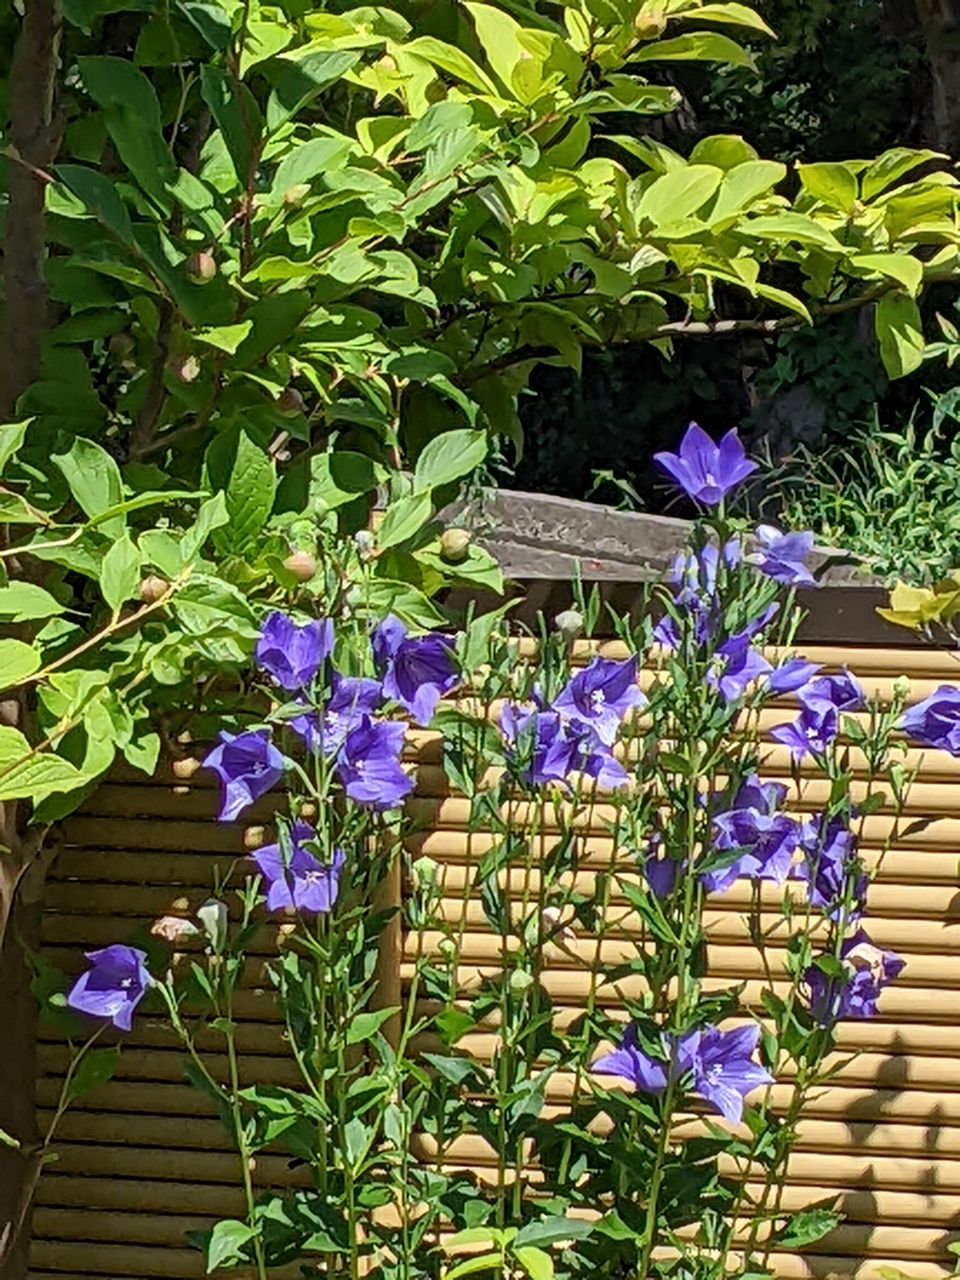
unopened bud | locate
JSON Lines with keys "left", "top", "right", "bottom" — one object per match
{"left": 151, "top": 915, "right": 201, "bottom": 944}
{"left": 440, "top": 528, "right": 471, "bottom": 563}
{"left": 283, "top": 183, "right": 311, "bottom": 207}
{"left": 509, "top": 968, "right": 534, "bottom": 993}
{"left": 438, "top": 937, "right": 457, "bottom": 959}
{"left": 297, "top": 800, "right": 318, "bottom": 821}
{"left": 243, "top": 825, "right": 266, "bottom": 851}
{"left": 554, "top": 608, "right": 584, "bottom": 642}
{"left": 185, "top": 251, "right": 217, "bottom": 284}
{"left": 893, "top": 675, "right": 911, "bottom": 698}
{"left": 169, "top": 354, "right": 201, "bottom": 384}
{"left": 139, "top": 574, "right": 168, "bottom": 604}
{"left": 197, "top": 898, "right": 229, "bottom": 952}
{"left": 283, "top": 551, "right": 317, "bottom": 582}
{"left": 276, "top": 387, "right": 305, "bottom": 418}
{"left": 354, "top": 529, "right": 376, "bottom": 560}
{"left": 172, "top": 756, "right": 200, "bottom": 780}
{"left": 411, "top": 856, "right": 440, "bottom": 891}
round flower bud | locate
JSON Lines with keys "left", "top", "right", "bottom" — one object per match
{"left": 282, "top": 551, "right": 317, "bottom": 582}
{"left": 197, "top": 898, "right": 228, "bottom": 951}
{"left": 276, "top": 387, "right": 305, "bottom": 418}
{"left": 554, "top": 608, "right": 584, "bottom": 642}
{"left": 243, "top": 825, "right": 266, "bottom": 851}
{"left": 440, "top": 528, "right": 471, "bottom": 563}
{"left": 283, "top": 183, "right": 311, "bottom": 207}
{"left": 893, "top": 675, "right": 911, "bottom": 698}
{"left": 437, "top": 937, "right": 457, "bottom": 959}
{"left": 411, "top": 855, "right": 440, "bottom": 891}
{"left": 169, "top": 354, "right": 201, "bottom": 384}
{"left": 139, "top": 574, "right": 168, "bottom": 604}
{"left": 509, "top": 968, "right": 534, "bottom": 993}
{"left": 297, "top": 800, "right": 318, "bottom": 821}
{"left": 185, "top": 251, "right": 217, "bottom": 284}
{"left": 354, "top": 529, "right": 376, "bottom": 560}
{"left": 634, "top": 7, "right": 667, "bottom": 37}
{"left": 172, "top": 756, "right": 200, "bottom": 780}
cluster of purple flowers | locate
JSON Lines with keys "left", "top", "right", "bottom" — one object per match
{"left": 805, "top": 933, "right": 905, "bottom": 1023}
{"left": 770, "top": 671, "right": 865, "bottom": 760}
{"left": 500, "top": 656, "right": 644, "bottom": 791}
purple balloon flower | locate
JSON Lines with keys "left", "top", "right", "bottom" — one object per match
{"left": 805, "top": 931, "right": 904, "bottom": 1023}
{"left": 336, "top": 715, "right": 412, "bottom": 810}
{"left": 577, "top": 731, "right": 630, "bottom": 791}
{"left": 901, "top": 685, "right": 960, "bottom": 756}
{"left": 66, "top": 945, "right": 152, "bottom": 1032}
{"left": 372, "top": 615, "right": 458, "bottom": 726}
{"left": 553, "top": 656, "right": 644, "bottom": 746}
{"left": 707, "top": 633, "right": 772, "bottom": 703}
{"left": 644, "top": 838, "right": 683, "bottom": 899}
{"left": 798, "top": 817, "right": 866, "bottom": 921}
{"left": 692, "top": 1024, "right": 773, "bottom": 1124}
{"left": 255, "top": 612, "right": 334, "bottom": 691}
{"left": 769, "top": 705, "right": 839, "bottom": 760}
{"left": 704, "top": 777, "right": 799, "bottom": 893}
{"left": 501, "top": 705, "right": 581, "bottom": 787}
{"left": 767, "top": 657, "right": 822, "bottom": 695}
{"left": 592, "top": 1023, "right": 695, "bottom": 1096}
{"left": 654, "top": 422, "right": 758, "bottom": 506}
{"left": 204, "top": 730, "right": 286, "bottom": 822}
{"left": 748, "top": 525, "right": 817, "bottom": 587}
{"left": 290, "top": 675, "right": 384, "bottom": 755}
{"left": 798, "top": 672, "right": 864, "bottom": 716}
{"left": 252, "top": 822, "right": 345, "bottom": 915}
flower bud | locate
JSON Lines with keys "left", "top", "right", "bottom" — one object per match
{"left": 139, "top": 574, "right": 168, "bottom": 604}
{"left": 440, "top": 528, "right": 471, "bottom": 563}
{"left": 169, "top": 354, "right": 201, "bottom": 384}
{"left": 554, "top": 608, "right": 584, "bottom": 642}
{"left": 151, "top": 915, "right": 201, "bottom": 944}
{"left": 197, "top": 898, "right": 229, "bottom": 952}
{"left": 283, "top": 183, "right": 310, "bottom": 207}
{"left": 172, "top": 756, "right": 200, "bottom": 780}
{"left": 438, "top": 937, "right": 458, "bottom": 959}
{"left": 354, "top": 529, "right": 376, "bottom": 560}
{"left": 509, "top": 968, "right": 534, "bottom": 993}
{"left": 297, "top": 800, "right": 318, "bottom": 821}
{"left": 541, "top": 905, "right": 577, "bottom": 942}
{"left": 185, "top": 251, "right": 217, "bottom": 284}
{"left": 411, "top": 855, "right": 440, "bottom": 891}
{"left": 893, "top": 675, "right": 911, "bottom": 698}
{"left": 243, "top": 825, "right": 266, "bottom": 851}
{"left": 276, "top": 387, "right": 305, "bottom": 418}
{"left": 283, "top": 551, "right": 317, "bottom": 582}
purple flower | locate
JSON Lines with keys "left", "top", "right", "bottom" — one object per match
{"left": 255, "top": 612, "right": 333, "bottom": 691}
{"left": 692, "top": 1024, "right": 773, "bottom": 1124}
{"left": 748, "top": 525, "right": 817, "bottom": 588}
{"left": 577, "top": 732, "right": 630, "bottom": 791}
{"left": 769, "top": 706, "right": 839, "bottom": 760}
{"left": 204, "top": 730, "right": 286, "bottom": 822}
{"left": 553, "top": 656, "right": 644, "bottom": 746}
{"left": 656, "top": 542, "right": 740, "bottom": 649}
{"left": 901, "top": 685, "right": 960, "bottom": 756}
{"left": 252, "top": 822, "right": 345, "bottom": 915}
{"left": 501, "top": 705, "right": 581, "bottom": 787}
{"left": 644, "top": 839, "right": 683, "bottom": 899}
{"left": 372, "top": 615, "right": 458, "bottom": 726}
{"left": 704, "top": 777, "right": 799, "bottom": 893}
{"left": 290, "top": 675, "right": 384, "bottom": 755}
{"left": 707, "top": 634, "right": 771, "bottom": 703}
{"left": 798, "top": 672, "right": 864, "bottom": 716}
{"left": 66, "top": 945, "right": 152, "bottom": 1032}
{"left": 805, "top": 932, "right": 904, "bottom": 1023}
{"left": 768, "top": 658, "right": 822, "bottom": 695}
{"left": 798, "top": 818, "right": 866, "bottom": 922}
{"left": 592, "top": 1023, "right": 696, "bottom": 1096}
{"left": 336, "top": 715, "right": 412, "bottom": 809}
{"left": 654, "top": 423, "right": 758, "bottom": 506}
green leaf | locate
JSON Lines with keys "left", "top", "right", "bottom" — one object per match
{"left": 634, "top": 31, "right": 756, "bottom": 71}
{"left": 514, "top": 1220, "right": 593, "bottom": 1249}
{"left": 463, "top": 3, "right": 528, "bottom": 97}
{"left": 345, "top": 1007, "right": 400, "bottom": 1045}
{"left": 266, "top": 49, "right": 359, "bottom": 132}
{"left": 206, "top": 1219, "right": 258, "bottom": 1272}
{"left": 637, "top": 164, "right": 723, "bottom": 225}
{"left": 0, "top": 421, "right": 30, "bottom": 475}
{"left": 0, "top": 583, "right": 65, "bottom": 622}
{"left": 376, "top": 492, "right": 434, "bottom": 550}
{"left": 406, "top": 36, "right": 498, "bottom": 94}
{"left": 875, "top": 291, "right": 925, "bottom": 378}
{"left": 125, "top": 731, "right": 160, "bottom": 776}
{"left": 681, "top": 2, "right": 775, "bottom": 34}
{"left": 55, "top": 165, "right": 134, "bottom": 245}
{"left": 513, "top": 1247, "right": 554, "bottom": 1280}
{"left": 861, "top": 147, "right": 945, "bottom": 202}
{"left": 0, "top": 639, "right": 42, "bottom": 688}
{"left": 181, "top": 491, "right": 229, "bottom": 561}
{"left": 195, "top": 322, "right": 253, "bottom": 354}
{"left": 850, "top": 253, "right": 923, "bottom": 297}
{"left": 207, "top": 429, "right": 277, "bottom": 556}
{"left": 0, "top": 1127, "right": 21, "bottom": 1150}
{"left": 709, "top": 160, "right": 786, "bottom": 222}
{"left": 445, "top": 1252, "right": 503, "bottom": 1280}
{"left": 99, "top": 535, "right": 142, "bottom": 613}
{"left": 773, "top": 1207, "right": 843, "bottom": 1249}
{"left": 0, "top": 727, "right": 84, "bottom": 803}
{"left": 740, "top": 212, "right": 843, "bottom": 252}
{"left": 52, "top": 438, "right": 125, "bottom": 536}
{"left": 77, "top": 56, "right": 176, "bottom": 203}
{"left": 239, "top": 11, "right": 293, "bottom": 77}
{"left": 797, "top": 162, "right": 859, "bottom": 212}
{"left": 67, "top": 1046, "right": 121, "bottom": 1102}
{"left": 414, "top": 429, "right": 488, "bottom": 494}
{"left": 200, "top": 67, "right": 263, "bottom": 188}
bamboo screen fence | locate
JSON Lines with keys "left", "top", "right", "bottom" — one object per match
{"left": 28, "top": 639, "right": 960, "bottom": 1280}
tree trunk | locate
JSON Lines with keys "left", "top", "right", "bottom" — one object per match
{"left": 914, "top": 0, "right": 960, "bottom": 152}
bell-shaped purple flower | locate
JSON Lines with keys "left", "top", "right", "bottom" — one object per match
{"left": 798, "top": 672, "right": 864, "bottom": 716}
{"left": 901, "top": 685, "right": 960, "bottom": 756}
{"left": 290, "top": 675, "right": 384, "bottom": 756}
{"left": 748, "top": 525, "right": 817, "bottom": 587}
{"left": 255, "top": 612, "right": 333, "bottom": 691}
{"left": 798, "top": 817, "right": 866, "bottom": 922}
{"left": 707, "top": 634, "right": 771, "bottom": 703}
{"left": 654, "top": 423, "right": 758, "bottom": 506}
{"left": 501, "top": 705, "right": 581, "bottom": 787}
{"left": 577, "top": 734, "right": 630, "bottom": 791}
{"left": 704, "top": 777, "right": 800, "bottom": 893}
{"left": 692, "top": 1024, "right": 773, "bottom": 1124}
{"left": 336, "top": 715, "right": 412, "bottom": 809}
{"left": 592, "top": 1023, "right": 696, "bottom": 1095}
{"left": 372, "top": 615, "right": 458, "bottom": 726}
{"left": 768, "top": 657, "right": 821, "bottom": 696}
{"left": 553, "top": 656, "right": 644, "bottom": 746}
{"left": 769, "top": 705, "right": 839, "bottom": 760}
{"left": 644, "top": 838, "right": 684, "bottom": 899}
{"left": 253, "top": 822, "right": 345, "bottom": 915}
{"left": 66, "top": 945, "right": 152, "bottom": 1032}
{"left": 805, "top": 932, "right": 904, "bottom": 1023}
{"left": 204, "top": 730, "right": 286, "bottom": 822}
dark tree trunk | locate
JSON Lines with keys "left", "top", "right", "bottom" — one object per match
{"left": 914, "top": 0, "right": 960, "bottom": 152}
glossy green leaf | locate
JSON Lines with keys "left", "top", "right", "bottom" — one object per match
{"left": 53, "top": 438, "right": 125, "bottom": 536}
{"left": 67, "top": 1046, "right": 121, "bottom": 1102}
{"left": 0, "top": 640, "right": 42, "bottom": 688}
{"left": 99, "top": 535, "right": 142, "bottom": 613}
{"left": 0, "top": 583, "right": 66, "bottom": 622}
{"left": 0, "top": 727, "right": 84, "bottom": 802}
{"left": 413, "top": 429, "right": 488, "bottom": 494}
{"left": 376, "top": 492, "right": 433, "bottom": 549}
{"left": 875, "top": 291, "right": 925, "bottom": 378}
{"left": 797, "top": 162, "right": 858, "bottom": 212}
{"left": 637, "top": 164, "right": 723, "bottom": 224}
{"left": 634, "top": 31, "right": 757, "bottom": 71}
{"left": 0, "top": 420, "right": 30, "bottom": 475}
